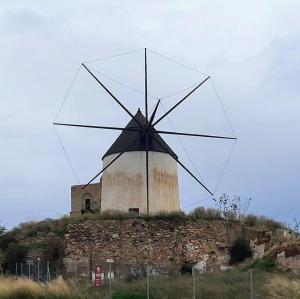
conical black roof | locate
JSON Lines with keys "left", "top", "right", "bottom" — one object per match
{"left": 102, "top": 109, "right": 177, "bottom": 159}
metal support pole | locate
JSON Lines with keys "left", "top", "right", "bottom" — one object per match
{"left": 37, "top": 258, "right": 40, "bottom": 283}
{"left": 21, "top": 263, "right": 23, "bottom": 276}
{"left": 146, "top": 138, "right": 149, "bottom": 215}
{"left": 109, "top": 262, "right": 112, "bottom": 299}
{"left": 147, "top": 265, "right": 150, "bottom": 299}
{"left": 15, "top": 262, "right": 18, "bottom": 277}
{"left": 144, "top": 48, "right": 148, "bottom": 122}
{"left": 47, "top": 260, "right": 51, "bottom": 283}
{"left": 192, "top": 267, "right": 196, "bottom": 299}
{"left": 250, "top": 269, "right": 254, "bottom": 299}
{"left": 28, "top": 261, "right": 31, "bottom": 279}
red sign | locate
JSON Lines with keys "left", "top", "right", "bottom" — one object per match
{"left": 94, "top": 265, "right": 102, "bottom": 288}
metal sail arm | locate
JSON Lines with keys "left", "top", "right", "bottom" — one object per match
{"left": 53, "top": 122, "right": 141, "bottom": 132}
{"left": 82, "top": 63, "right": 143, "bottom": 128}
{"left": 151, "top": 135, "right": 213, "bottom": 196}
{"left": 154, "top": 130, "right": 236, "bottom": 140}
{"left": 152, "top": 76, "right": 210, "bottom": 127}
{"left": 147, "top": 99, "right": 161, "bottom": 129}
{"left": 144, "top": 48, "right": 148, "bottom": 123}
{"left": 82, "top": 132, "right": 146, "bottom": 189}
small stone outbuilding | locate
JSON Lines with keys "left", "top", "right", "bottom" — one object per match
{"left": 70, "top": 182, "right": 101, "bottom": 217}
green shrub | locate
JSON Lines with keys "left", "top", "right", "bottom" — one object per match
{"left": 243, "top": 214, "right": 258, "bottom": 227}
{"left": 5, "top": 243, "right": 27, "bottom": 271}
{"left": 189, "top": 207, "right": 221, "bottom": 221}
{"left": 101, "top": 210, "right": 134, "bottom": 220}
{"left": 188, "top": 207, "right": 206, "bottom": 220}
{"left": 229, "top": 239, "right": 252, "bottom": 265}
{"left": 242, "top": 214, "right": 286, "bottom": 230}
{"left": 204, "top": 208, "right": 222, "bottom": 220}
{"left": 43, "top": 238, "right": 65, "bottom": 262}
{"left": 0, "top": 233, "right": 16, "bottom": 250}
{"left": 223, "top": 211, "right": 238, "bottom": 221}
{"left": 0, "top": 223, "right": 5, "bottom": 236}
{"left": 13, "top": 216, "right": 76, "bottom": 239}
{"left": 256, "top": 216, "right": 285, "bottom": 231}
{"left": 149, "top": 211, "right": 187, "bottom": 222}
{"left": 19, "top": 220, "right": 52, "bottom": 237}
{"left": 251, "top": 256, "right": 277, "bottom": 272}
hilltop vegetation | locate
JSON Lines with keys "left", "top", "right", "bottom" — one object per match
{"left": 1, "top": 201, "right": 289, "bottom": 241}
{"left": 0, "top": 207, "right": 287, "bottom": 255}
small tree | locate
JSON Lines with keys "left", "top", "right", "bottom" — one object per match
{"left": 0, "top": 223, "right": 5, "bottom": 236}
{"left": 44, "top": 238, "right": 65, "bottom": 275}
{"left": 229, "top": 238, "right": 252, "bottom": 265}
{"left": 0, "top": 233, "right": 16, "bottom": 251}
{"left": 294, "top": 216, "right": 300, "bottom": 235}
{"left": 5, "top": 243, "right": 27, "bottom": 272}
{"left": 251, "top": 256, "right": 277, "bottom": 272}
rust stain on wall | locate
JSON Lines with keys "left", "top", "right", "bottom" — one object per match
{"left": 153, "top": 168, "right": 178, "bottom": 189}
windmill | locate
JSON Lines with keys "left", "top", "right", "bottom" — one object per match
{"left": 54, "top": 48, "right": 236, "bottom": 215}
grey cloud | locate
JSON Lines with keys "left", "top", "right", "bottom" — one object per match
{"left": 1, "top": 8, "right": 48, "bottom": 34}
{"left": 0, "top": 0, "right": 300, "bottom": 229}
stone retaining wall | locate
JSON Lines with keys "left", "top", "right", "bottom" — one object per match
{"left": 64, "top": 219, "right": 266, "bottom": 276}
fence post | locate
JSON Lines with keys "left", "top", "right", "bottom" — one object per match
{"left": 15, "top": 262, "right": 18, "bottom": 277}
{"left": 28, "top": 260, "right": 31, "bottom": 279}
{"left": 250, "top": 269, "right": 254, "bottom": 299}
{"left": 37, "top": 257, "right": 40, "bottom": 283}
{"left": 47, "top": 260, "right": 51, "bottom": 283}
{"left": 147, "top": 265, "right": 150, "bottom": 299}
{"left": 109, "top": 262, "right": 112, "bottom": 299}
{"left": 192, "top": 267, "right": 196, "bottom": 299}
{"left": 74, "top": 263, "right": 77, "bottom": 278}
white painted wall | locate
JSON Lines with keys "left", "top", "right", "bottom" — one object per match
{"left": 101, "top": 151, "right": 180, "bottom": 213}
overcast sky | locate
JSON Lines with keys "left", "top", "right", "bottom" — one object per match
{"left": 1, "top": 1, "right": 299, "bottom": 229}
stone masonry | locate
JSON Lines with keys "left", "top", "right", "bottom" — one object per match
{"left": 64, "top": 218, "right": 277, "bottom": 276}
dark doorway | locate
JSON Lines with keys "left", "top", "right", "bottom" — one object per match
{"left": 85, "top": 198, "right": 91, "bottom": 210}
{"left": 129, "top": 208, "right": 139, "bottom": 215}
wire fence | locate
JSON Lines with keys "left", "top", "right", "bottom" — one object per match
{"left": 12, "top": 260, "right": 56, "bottom": 283}
{"left": 3, "top": 258, "right": 296, "bottom": 299}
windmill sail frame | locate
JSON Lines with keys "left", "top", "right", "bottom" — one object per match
{"left": 54, "top": 48, "right": 237, "bottom": 214}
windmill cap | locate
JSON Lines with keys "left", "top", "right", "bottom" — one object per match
{"left": 102, "top": 109, "right": 177, "bottom": 159}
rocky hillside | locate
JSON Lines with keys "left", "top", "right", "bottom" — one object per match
{"left": 0, "top": 209, "right": 299, "bottom": 276}
{"left": 64, "top": 217, "right": 299, "bottom": 276}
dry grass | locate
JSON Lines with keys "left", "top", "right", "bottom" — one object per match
{"left": 0, "top": 271, "right": 300, "bottom": 299}
{"left": 189, "top": 207, "right": 221, "bottom": 221}
{"left": 0, "top": 277, "right": 43, "bottom": 298}
{"left": 0, "top": 276, "right": 74, "bottom": 299}
{"left": 242, "top": 214, "right": 287, "bottom": 230}
{"left": 265, "top": 275, "right": 300, "bottom": 299}
{"left": 46, "top": 277, "right": 74, "bottom": 297}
